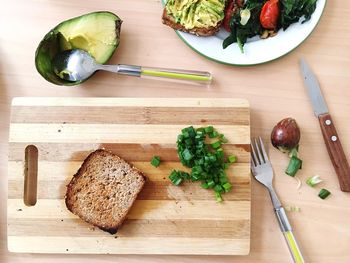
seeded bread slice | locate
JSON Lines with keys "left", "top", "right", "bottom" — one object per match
{"left": 65, "top": 149, "right": 146, "bottom": 234}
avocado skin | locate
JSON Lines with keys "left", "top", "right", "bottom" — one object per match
{"left": 35, "top": 11, "right": 122, "bottom": 86}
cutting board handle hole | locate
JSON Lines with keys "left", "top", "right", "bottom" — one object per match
{"left": 24, "top": 145, "right": 38, "bottom": 206}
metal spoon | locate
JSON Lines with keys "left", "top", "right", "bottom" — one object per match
{"left": 53, "top": 49, "right": 212, "bottom": 85}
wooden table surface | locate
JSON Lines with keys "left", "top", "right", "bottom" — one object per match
{"left": 1, "top": 0, "right": 350, "bottom": 262}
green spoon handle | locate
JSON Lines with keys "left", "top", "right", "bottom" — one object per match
{"left": 105, "top": 64, "right": 212, "bottom": 85}
{"left": 140, "top": 66, "right": 212, "bottom": 85}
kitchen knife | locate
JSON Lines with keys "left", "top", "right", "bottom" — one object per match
{"left": 300, "top": 58, "right": 350, "bottom": 192}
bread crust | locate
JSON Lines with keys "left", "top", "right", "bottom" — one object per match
{"left": 65, "top": 149, "right": 146, "bottom": 234}
{"left": 161, "top": 8, "right": 222, "bottom": 37}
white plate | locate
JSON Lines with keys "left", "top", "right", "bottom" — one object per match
{"left": 163, "top": 0, "right": 327, "bottom": 65}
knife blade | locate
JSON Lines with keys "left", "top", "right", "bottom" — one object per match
{"left": 300, "top": 58, "right": 350, "bottom": 192}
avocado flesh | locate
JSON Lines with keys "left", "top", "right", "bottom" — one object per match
{"left": 57, "top": 12, "right": 120, "bottom": 64}
{"left": 35, "top": 11, "right": 122, "bottom": 85}
{"left": 166, "top": 0, "right": 225, "bottom": 30}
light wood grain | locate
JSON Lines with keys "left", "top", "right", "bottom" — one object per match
{"left": 8, "top": 143, "right": 250, "bottom": 162}
{"left": 8, "top": 161, "right": 250, "bottom": 201}
{"left": 11, "top": 97, "right": 249, "bottom": 107}
{"left": 1, "top": 0, "right": 350, "bottom": 262}
{"left": 8, "top": 199, "right": 251, "bottom": 220}
{"left": 7, "top": 236, "right": 250, "bottom": 255}
{"left": 7, "top": 97, "right": 251, "bottom": 255}
{"left": 9, "top": 123, "right": 249, "bottom": 143}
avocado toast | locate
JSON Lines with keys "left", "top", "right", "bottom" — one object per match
{"left": 162, "top": 0, "right": 226, "bottom": 36}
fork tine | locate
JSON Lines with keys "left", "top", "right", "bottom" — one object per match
{"left": 250, "top": 157, "right": 255, "bottom": 167}
{"left": 251, "top": 139, "right": 260, "bottom": 165}
{"left": 258, "top": 137, "right": 269, "bottom": 162}
{"left": 254, "top": 137, "right": 265, "bottom": 164}
{"left": 250, "top": 158, "right": 257, "bottom": 174}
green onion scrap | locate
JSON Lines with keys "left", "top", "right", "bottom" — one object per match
{"left": 306, "top": 175, "right": 323, "bottom": 187}
{"left": 228, "top": 155, "right": 237, "bottom": 163}
{"left": 169, "top": 126, "right": 236, "bottom": 202}
{"left": 169, "top": 170, "right": 190, "bottom": 186}
{"left": 285, "top": 205, "right": 301, "bottom": 212}
{"left": 318, "top": 188, "right": 331, "bottom": 200}
{"left": 285, "top": 156, "right": 302, "bottom": 177}
{"left": 150, "top": 155, "right": 161, "bottom": 167}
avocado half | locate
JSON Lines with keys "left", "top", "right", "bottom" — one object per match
{"left": 35, "top": 11, "right": 122, "bottom": 85}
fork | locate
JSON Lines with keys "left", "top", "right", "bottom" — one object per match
{"left": 251, "top": 137, "right": 305, "bottom": 263}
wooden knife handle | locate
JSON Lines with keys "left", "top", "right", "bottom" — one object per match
{"left": 318, "top": 113, "right": 350, "bottom": 192}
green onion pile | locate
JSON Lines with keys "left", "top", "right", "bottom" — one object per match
{"left": 169, "top": 126, "right": 236, "bottom": 202}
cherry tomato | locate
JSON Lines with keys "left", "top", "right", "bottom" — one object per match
{"left": 223, "top": 0, "right": 244, "bottom": 32}
{"left": 223, "top": 0, "right": 235, "bottom": 32}
{"left": 260, "top": 0, "right": 280, "bottom": 30}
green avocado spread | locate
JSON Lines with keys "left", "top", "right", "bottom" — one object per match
{"left": 166, "top": 0, "right": 225, "bottom": 30}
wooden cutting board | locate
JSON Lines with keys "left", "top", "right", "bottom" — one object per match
{"left": 7, "top": 97, "right": 251, "bottom": 255}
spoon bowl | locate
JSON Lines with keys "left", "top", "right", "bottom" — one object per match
{"left": 53, "top": 49, "right": 98, "bottom": 82}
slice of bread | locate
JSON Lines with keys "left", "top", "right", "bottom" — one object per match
{"left": 161, "top": 8, "right": 222, "bottom": 37}
{"left": 65, "top": 149, "right": 146, "bottom": 234}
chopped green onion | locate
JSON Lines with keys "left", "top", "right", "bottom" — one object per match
{"left": 219, "top": 175, "right": 228, "bottom": 184}
{"left": 285, "top": 156, "right": 302, "bottom": 177}
{"left": 196, "top": 127, "right": 205, "bottom": 133}
{"left": 150, "top": 156, "right": 161, "bottom": 167}
{"left": 285, "top": 205, "right": 300, "bottom": 212}
{"left": 306, "top": 175, "right": 323, "bottom": 187}
{"left": 228, "top": 155, "right": 237, "bottom": 163}
{"left": 195, "top": 135, "right": 202, "bottom": 140}
{"left": 169, "top": 170, "right": 183, "bottom": 186}
{"left": 204, "top": 126, "right": 214, "bottom": 133}
{"left": 182, "top": 149, "right": 193, "bottom": 161}
{"left": 318, "top": 188, "right": 331, "bottom": 199}
{"left": 170, "top": 126, "right": 235, "bottom": 201}
{"left": 182, "top": 131, "right": 189, "bottom": 138}
{"left": 216, "top": 148, "right": 224, "bottom": 159}
{"left": 215, "top": 192, "right": 223, "bottom": 202}
{"left": 201, "top": 182, "right": 209, "bottom": 189}
{"left": 169, "top": 170, "right": 178, "bottom": 180}
{"left": 191, "top": 173, "right": 200, "bottom": 181}
{"left": 209, "top": 154, "right": 217, "bottom": 162}
{"left": 209, "top": 131, "right": 219, "bottom": 138}
{"left": 219, "top": 134, "right": 228, "bottom": 143}
{"left": 207, "top": 179, "right": 215, "bottom": 188}
{"left": 187, "top": 126, "right": 196, "bottom": 136}
{"left": 173, "top": 177, "right": 182, "bottom": 186}
{"left": 288, "top": 145, "right": 300, "bottom": 158}
{"left": 180, "top": 171, "right": 190, "bottom": 180}
{"left": 214, "top": 184, "right": 224, "bottom": 193}
{"left": 211, "top": 141, "right": 221, "bottom": 149}
{"left": 222, "top": 182, "right": 232, "bottom": 192}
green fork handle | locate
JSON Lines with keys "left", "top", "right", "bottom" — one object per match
{"left": 284, "top": 231, "right": 305, "bottom": 263}
{"left": 275, "top": 207, "right": 306, "bottom": 263}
